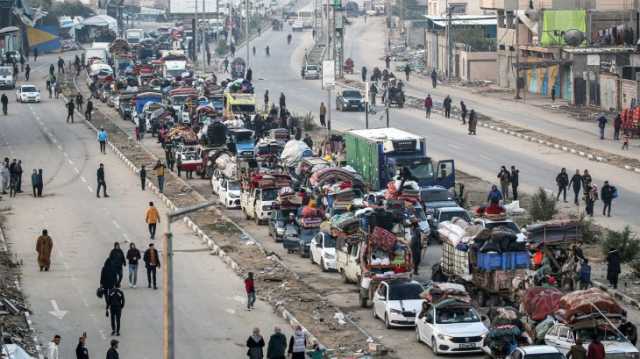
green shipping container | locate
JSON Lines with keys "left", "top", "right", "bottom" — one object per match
{"left": 345, "top": 132, "right": 381, "bottom": 190}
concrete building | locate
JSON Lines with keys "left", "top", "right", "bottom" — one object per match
{"left": 481, "top": 0, "right": 640, "bottom": 107}
{"left": 427, "top": 0, "right": 486, "bottom": 16}
{"left": 423, "top": 14, "right": 497, "bottom": 81}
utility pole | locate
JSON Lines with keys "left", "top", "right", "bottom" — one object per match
{"left": 446, "top": 5, "right": 452, "bottom": 79}
{"left": 194, "top": 0, "right": 199, "bottom": 63}
{"left": 163, "top": 201, "right": 217, "bottom": 359}
{"left": 514, "top": 11, "right": 521, "bottom": 99}
{"left": 246, "top": 0, "right": 250, "bottom": 67}
{"left": 202, "top": 0, "right": 207, "bottom": 75}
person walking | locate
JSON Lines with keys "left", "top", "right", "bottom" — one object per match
{"left": 288, "top": 326, "right": 307, "bottom": 359}
{"left": 47, "top": 335, "right": 61, "bottom": 359}
{"left": 584, "top": 184, "right": 598, "bottom": 216}
{"left": 385, "top": 55, "right": 391, "bottom": 69}
{"left": 497, "top": 166, "right": 511, "bottom": 201}
{"left": 36, "top": 168, "right": 43, "bottom": 197}
{"left": 567, "top": 338, "right": 587, "bottom": 359}
{"left": 97, "top": 128, "right": 108, "bottom": 154}
{"left": 0, "top": 162, "right": 8, "bottom": 194}
{"left": 361, "top": 66, "right": 367, "bottom": 82}
{"left": 614, "top": 113, "right": 622, "bottom": 140}
{"left": 223, "top": 57, "right": 229, "bottom": 72}
{"left": 100, "top": 258, "right": 117, "bottom": 305}
{"left": 46, "top": 79, "right": 52, "bottom": 98}
{"left": 606, "top": 248, "right": 621, "bottom": 289}
{"left": 587, "top": 336, "right": 605, "bottom": 359}
{"left": 25, "top": 64, "right": 30, "bottom": 81}
{"left": 1, "top": 93, "right": 8, "bottom": 115}
{"left": 75, "top": 333, "right": 89, "bottom": 359}
{"left": 424, "top": 95, "right": 433, "bottom": 119}
{"left": 31, "top": 169, "right": 39, "bottom": 197}
{"left": 468, "top": 109, "right": 477, "bottom": 135}
{"left": 430, "top": 69, "right": 437, "bottom": 88}
{"left": 600, "top": 180, "right": 616, "bottom": 217}
{"left": 106, "top": 284, "right": 125, "bottom": 335}
{"left": 76, "top": 93, "right": 84, "bottom": 112}
{"left": 66, "top": 100, "right": 75, "bottom": 123}
{"left": 126, "top": 243, "right": 140, "bottom": 288}
{"left": 109, "top": 242, "right": 126, "bottom": 286}
{"left": 145, "top": 202, "right": 160, "bottom": 240}
{"left": 139, "top": 165, "right": 146, "bottom": 191}
{"left": 246, "top": 328, "right": 266, "bottom": 359}
{"left": 578, "top": 259, "right": 591, "bottom": 290}
{"left": 264, "top": 90, "right": 269, "bottom": 111}
{"left": 443, "top": 95, "right": 452, "bottom": 118}
{"left": 279, "top": 92, "right": 286, "bottom": 109}
{"left": 556, "top": 168, "right": 569, "bottom": 202}
{"left": 57, "top": 57, "right": 65, "bottom": 74}
{"left": 85, "top": 98, "right": 93, "bottom": 121}
{"left": 36, "top": 229, "right": 53, "bottom": 271}
{"left": 96, "top": 163, "right": 109, "bottom": 198}
{"left": 143, "top": 243, "right": 160, "bottom": 289}
{"left": 319, "top": 102, "right": 326, "bottom": 127}
{"left": 409, "top": 218, "right": 421, "bottom": 275}
{"left": 622, "top": 134, "right": 630, "bottom": 150}
{"left": 597, "top": 115, "right": 607, "bottom": 140}
{"left": 245, "top": 272, "right": 256, "bottom": 311}
{"left": 510, "top": 165, "right": 519, "bottom": 201}
{"left": 460, "top": 100, "right": 467, "bottom": 124}
{"left": 33, "top": 47, "right": 38, "bottom": 62}
{"left": 567, "top": 170, "right": 583, "bottom": 205}
{"left": 15, "top": 160, "right": 22, "bottom": 193}
{"left": 267, "top": 327, "right": 287, "bottom": 359}
{"left": 582, "top": 169, "right": 592, "bottom": 192}
{"left": 404, "top": 64, "right": 411, "bottom": 81}
{"left": 106, "top": 339, "right": 120, "bottom": 359}
{"left": 153, "top": 160, "right": 165, "bottom": 193}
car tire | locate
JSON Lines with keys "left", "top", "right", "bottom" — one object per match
{"left": 341, "top": 269, "right": 349, "bottom": 284}
{"left": 384, "top": 314, "right": 391, "bottom": 329}
{"left": 310, "top": 253, "right": 315, "bottom": 264}
{"left": 321, "top": 258, "right": 328, "bottom": 272}
{"left": 254, "top": 215, "right": 260, "bottom": 225}
{"left": 372, "top": 307, "right": 378, "bottom": 319}
{"left": 432, "top": 337, "right": 439, "bottom": 355}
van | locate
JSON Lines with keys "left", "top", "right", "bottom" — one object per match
{"left": 0, "top": 66, "right": 15, "bottom": 89}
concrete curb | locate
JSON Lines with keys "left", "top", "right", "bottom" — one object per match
{"left": 593, "top": 280, "right": 640, "bottom": 311}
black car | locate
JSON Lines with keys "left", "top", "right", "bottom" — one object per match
{"left": 336, "top": 90, "right": 364, "bottom": 111}
{"left": 297, "top": 227, "right": 320, "bottom": 258}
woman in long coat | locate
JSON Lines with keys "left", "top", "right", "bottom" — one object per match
{"left": 36, "top": 229, "right": 53, "bottom": 271}
{"left": 246, "top": 328, "right": 265, "bottom": 359}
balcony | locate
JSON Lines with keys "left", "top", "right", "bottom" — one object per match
{"left": 480, "top": 0, "right": 529, "bottom": 10}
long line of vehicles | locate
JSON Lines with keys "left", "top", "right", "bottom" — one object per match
{"left": 83, "top": 25, "right": 639, "bottom": 359}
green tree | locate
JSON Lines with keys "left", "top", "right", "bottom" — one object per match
{"left": 41, "top": 1, "right": 96, "bottom": 25}
{"left": 529, "top": 187, "right": 557, "bottom": 222}
{"left": 601, "top": 226, "right": 639, "bottom": 263}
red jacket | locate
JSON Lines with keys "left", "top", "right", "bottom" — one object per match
{"left": 587, "top": 342, "right": 605, "bottom": 359}
{"left": 424, "top": 97, "right": 433, "bottom": 108}
{"left": 244, "top": 278, "right": 255, "bottom": 293}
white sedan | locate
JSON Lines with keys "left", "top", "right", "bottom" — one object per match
{"left": 309, "top": 231, "right": 336, "bottom": 272}
{"left": 415, "top": 300, "right": 488, "bottom": 354}
{"left": 372, "top": 280, "right": 424, "bottom": 328}
{"left": 218, "top": 178, "right": 241, "bottom": 209}
{"left": 16, "top": 85, "right": 40, "bottom": 103}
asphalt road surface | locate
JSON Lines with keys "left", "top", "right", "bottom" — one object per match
{"left": 0, "top": 53, "right": 290, "bottom": 358}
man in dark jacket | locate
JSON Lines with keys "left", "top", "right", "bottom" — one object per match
{"left": 267, "top": 327, "right": 287, "bottom": 359}
{"left": 613, "top": 113, "right": 622, "bottom": 140}
{"left": 66, "top": 100, "right": 75, "bottom": 123}
{"left": 109, "top": 242, "right": 126, "bottom": 286}
{"left": 409, "top": 218, "right": 422, "bottom": 275}
{"left": 510, "top": 165, "right": 519, "bottom": 201}
{"left": 443, "top": 95, "right": 452, "bottom": 118}
{"left": 85, "top": 99, "right": 93, "bottom": 121}
{"left": 568, "top": 170, "right": 583, "bottom": 205}
{"left": 96, "top": 163, "right": 108, "bottom": 198}
{"left": 143, "top": 243, "right": 161, "bottom": 289}
{"left": 1, "top": 94, "right": 8, "bottom": 115}
{"left": 106, "top": 284, "right": 125, "bottom": 335}
{"left": 279, "top": 92, "right": 286, "bottom": 109}
{"left": 606, "top": 248, "right": 621, "bottom": 289}
{"left": 597, "top": 115, "right": 607, "bottom": 140}
{"left": 100, "top": 258, "right": 117, "bottom": 305}
{"left": 600, "top": 180, "right": 615, "bottom": 217}
{"left": 556, "top": 168, "right": 569, "bottom": 202}
{"left": 75, "top": 334, "right": 89, "bottom": 359}
{"left": 106, "top": 339, "right": 119, "bottom": 359}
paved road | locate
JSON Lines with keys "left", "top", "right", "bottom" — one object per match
{"left": 244, "top": 22, "right": 639, "bottom": 233}
{"left": 0, "top": 54, "right": 289, "bottom": 358}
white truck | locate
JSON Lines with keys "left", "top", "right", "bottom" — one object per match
{"left": 241, "top": 174, "right": 291, "bottom": 225}
{"left": 163, "top": 60, "right": 187, "bottom": 79}
{"left": 0, "top": 66, "right": 15, "bottom": 89}
{"left": 85, "top": 48, "right": 108, "bottom": 64}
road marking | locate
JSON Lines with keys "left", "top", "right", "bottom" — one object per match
{"left": 63, "top": 152, "right": 69, "bottom": 158}
{"left": 112, "top": 220, "right": 121, "bottom": 229}
{"left": 87, "top": 185, "right": 93, "bottom": 193}
{"left": 80, "top": 176, "right": 87, "bottom": 183}
{"left": 479, "top": 154, "right": 492, "bottom": 161}
{"left": 48, "top": 300, "right": 68, "bottom": 320}
{"left": 99, "top": 330, "right": 107, "bottom": 340}
{"left": 447, "top": 143, "right": 462, "bottom": 150}
{"left": 57, "top": 144, "right": 63, "bottom": 151}
{"left": 73, "top": 167, "right": 80, "bottom": 174}
{"left": 68, "top": 159, "right": 74, "bottom": 165}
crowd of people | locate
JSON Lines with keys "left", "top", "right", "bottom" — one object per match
{"left": 0, "top": 157, "right": 44, "bottom": 199}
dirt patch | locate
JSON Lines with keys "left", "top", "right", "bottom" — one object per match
{"left": 0, "top": 212, "right": 39, "bottom": 356}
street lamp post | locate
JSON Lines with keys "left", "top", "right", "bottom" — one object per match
{"left": 163, "top": 200, "right": 217, "bottom": 359}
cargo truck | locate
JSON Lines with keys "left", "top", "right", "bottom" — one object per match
{"left": 345, "top": 128, "right": 455, "bottom": 190}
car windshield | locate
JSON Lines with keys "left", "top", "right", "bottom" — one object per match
{"left": 525, "top": 354, "right": 565, "bottom": 359}
{"left": 439, "top": 211, "right": 470, "bottom": 222}
{"left": 167, "top": 69, "right": 183, "bottom": 77}
{"left": 300, "top": 228, "right": 319, "bottom": 242}
{"left": 306, "top": 65, "right": 318, "bottom": 71}
{"left": 484, "top": 221, "right": 520, "bottom": 233}
{"left": 435, "top": 307, "right": 480, "bottom": 324}
{"left": 388, "top": 283, "right": 423, "bottom": 301}
{"left": 423, "top": 189, "right": 451, "bottom": 202}
{"left": 262, "top": 189, "right": 278, "bottom": 201}
{"left": 22, "top": 86, "right": 37, "bottom": 93}
{"left": 343, "top": 90, "right": 362, "bottom": 98}
{"left": 575, "top": 327, "right": 627, "bottom": 342}
{"left": 228, "top": 181, "right": 240, "bottom": 191}
{"left": 323, "top": 235, "right": 336, "bottom": 248}
{"left": 409, "top": 162, "right": 434, "bottom": 180}
{"left": 0, "top": 68, "right": 10, "bottom": 75}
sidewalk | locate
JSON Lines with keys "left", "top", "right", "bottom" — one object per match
{"left": 345, "top": 16, "right": 640, "bottom": 164}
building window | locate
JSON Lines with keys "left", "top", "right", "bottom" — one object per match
{"left": 449, "top": 3, "right": 467, "bottom": 14}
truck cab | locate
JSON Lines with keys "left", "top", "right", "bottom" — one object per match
{"left": 241, "top": 187, "right": 278, "bottom": 224}
{"left": 336, "top": 239, "right": 362, "bottom": 284}
{"left": 0, "top": 66, "right": 15, "bottom": 89}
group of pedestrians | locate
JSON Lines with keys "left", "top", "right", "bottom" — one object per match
{"left": 0, "top": 157, "right": 25, "bottom": 199}
{"left": 46, "top": 333, "right": 120, "bottom": 359}
{"left": 423, "top": 94, "right": 477, "bottom": 134}
{"left": 555, "top": 168, "right": 617, "bottom": 217}
{"left": 495, "top": 165, "right": 520, "bottom": 201}
{"left": 246, "top": 325, "right": 324, "bottom": 359}
{"left": 596, "top": 113, "right": 631, "bottom": 149}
